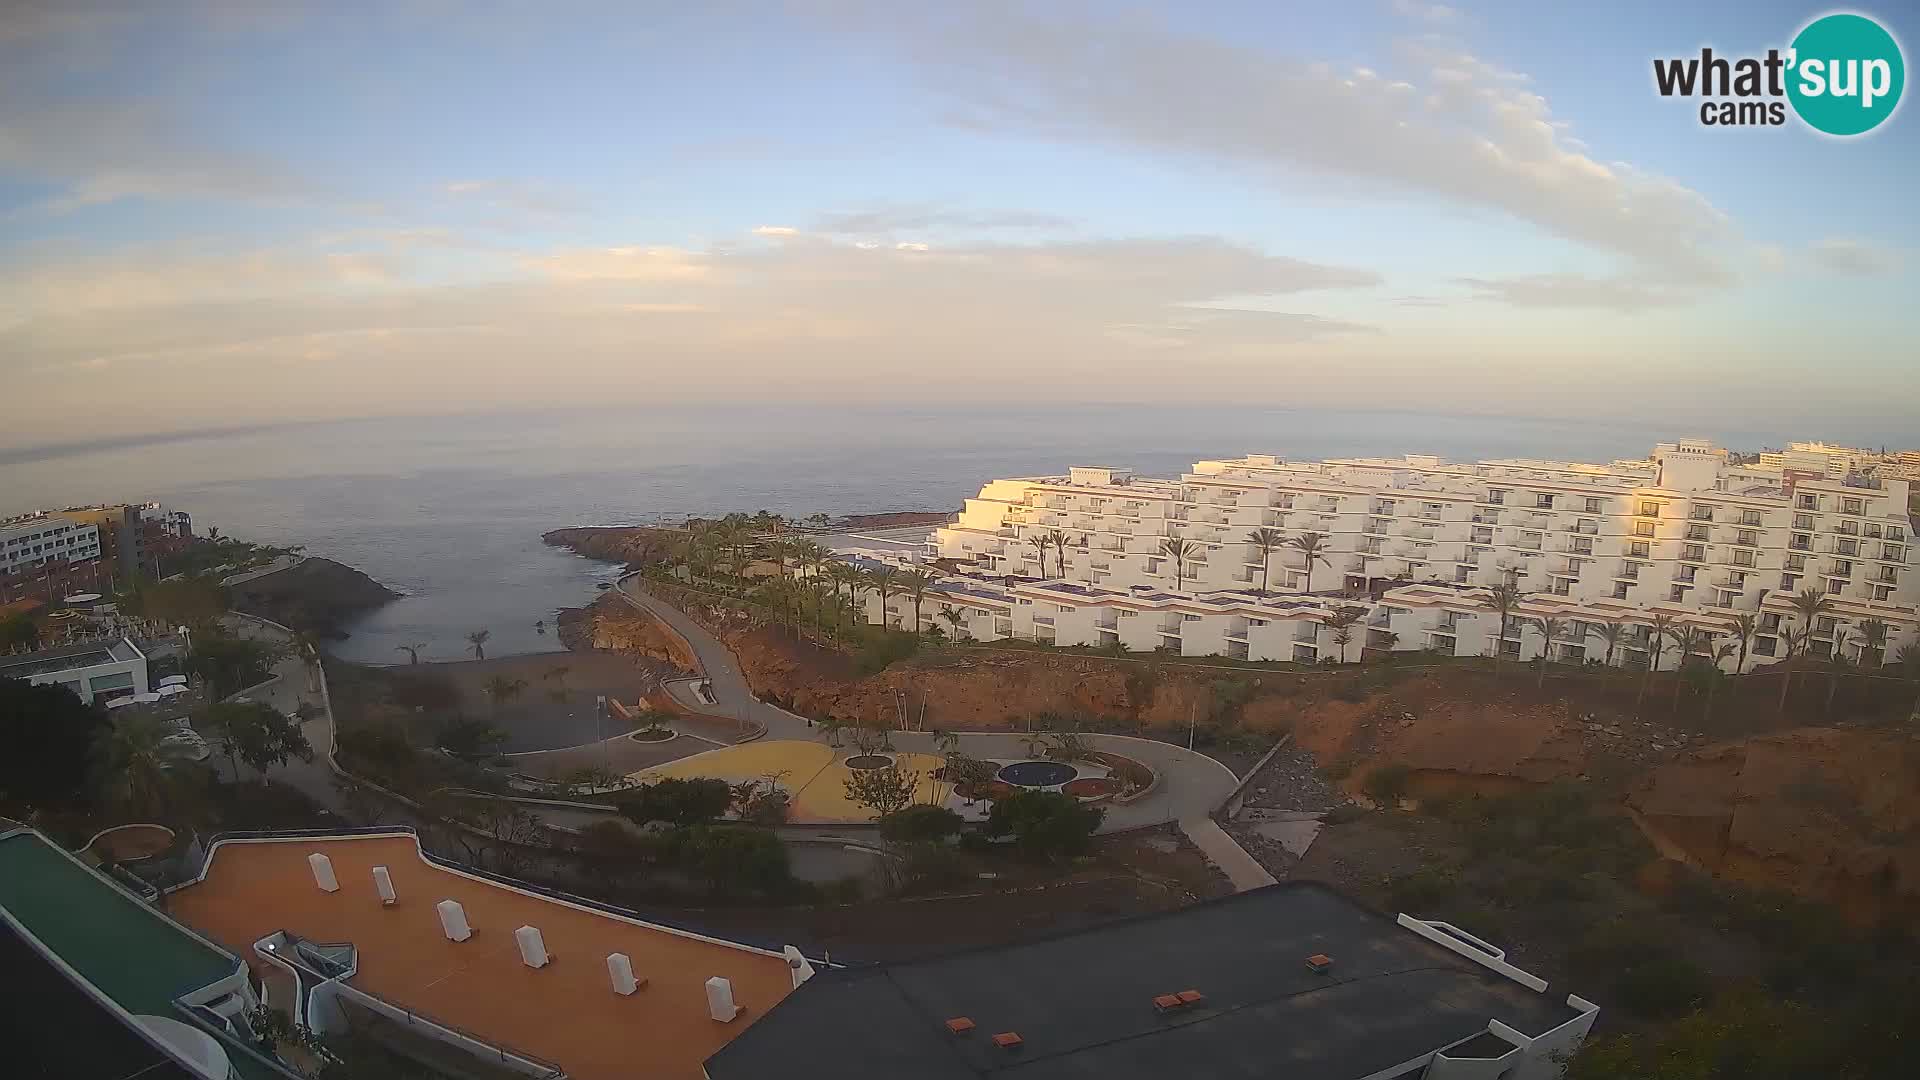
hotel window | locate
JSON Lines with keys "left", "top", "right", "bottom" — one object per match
{"left": 1734, "top": 530, "right": 1757, "bottom": 546}
{"left": 1875, "top": 585, "right": 1895, "bottom": 601}
{"left": 1682, "top": 544, "right": 1705, "bottom": 561}
{"left": 1798, "top": 493, "right": 1820, "bottom": 510}
{"left": 1612, "top": 581, "right": 1630, "bottom": 599}
{"left": 1669, "top": 585, "right": 1688, "bottom": 602}
{"left": 1638, "top": 500, "right": 1661, "bottom": 517}
{"left": 1628, "top": 541, "right": 1650, "bottom": 558}
{"left": 1676, "top": 566, "right": 1696, "bottom": 583}
{"left": 1816, "top": 616, "right": 1838, "bottom": 634}
{"left": 1455, "top": 566, "right": 1471, "bottom": 583}
{"left": 1794, "top": 513, "right": 1814, "bottom": 529}
{"left": 1690, "top": 505, "right": 1715, "bottom": 521}
{"left": 1686, "top": 525, "right": 1709, "bottom": 541}
{"left": 1891, "top": 527, "right": 1907, "bottom": 542}
{"left": 1585, "top": 497, "right": 1604, "bottom": 513}
{"left": 1826, "top": 579, "right": 1844, "bottom": 595}
{"left": 1741, "top": 509, "right": 1763, "bottom": 527}
{"left": 1486, "top": 488, "right": 1507, "bottom": 505}
{"left": 1781, "top": 574, "right": 1799, "bottom": 591}
{"left": 1732, "top": 550, "right": 1754, "bottom": 567}
{"left": 1887, "top": 544, "right": 1908, "bottom": 562}
{"left": 1832, "top": 560, "right": 1854, "bottom": 576}
{"left": 1634, "top": 521, "right": 1655, "bottom": 537}
{"left": 1790, "top": 533, "right": 1812, "bottom": 551}
{"left": 1842, "top": 497, "right": 1864, "bottom": 515}
{"left": 1535, "top": 493, "right": 1555, "bottom": 509}
{"left": 1837, "top": 538, "right": 1858, "bottom": 555}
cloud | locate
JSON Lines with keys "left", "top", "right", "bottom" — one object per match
{"left": 441, "top": 179, "right": 585, "bottom": 217}
{"left": 524, "top": 246, "right": 720, "bottom": 283}
{"left": 826, "top": 5, "right": 1739, "bottom": 286}
{"left": 814, "top": 204, "right": 1076, "bottom": 233}
{"left": 1808, "top": 237, "right": 1900, "bottom": 277}
{"left": 1457, "top": 273, "right": 1688, "bottom": 311}
{"left": 752, "top": 225, "right": 800, "bottom": 238}
{"left": 1390, "top": 0, "right": 1461, "bottom": 24}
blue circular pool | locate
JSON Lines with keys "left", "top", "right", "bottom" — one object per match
{"left": 997, "top": 760, "right": 1077, "bottom": 787}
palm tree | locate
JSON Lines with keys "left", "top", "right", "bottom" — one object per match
{"left": 939, "top": 605, "right": 969, "bottom": 642}
{"left": 1244, "top": 527, "right": 1286, "bottom": 595}
{"left": 1780, "top": 587, "right": 1833, "bottom": 713}
{"left": 900, "top": 568, "right": 939, "bottom": 633}
{"left": 466, "top": 629, "right": 490, "bottom": 661}
{"left": 95, "top": 712, "right": 179, "bottom": 819}
{"left": 1288, "top": 532, "right": 1331, "bottom": 593}
{"left": 826, "top": 563, "right": 863, "bottom": 625}
{"left": 1853, "top": 618, "right": 1890, "bottom": 669}
{"left": 1046, "top": 529, "right": 1073, "bottom": 579}
{"left": 1587, "top": 620, "right": 1630, "bottom": 674}
{"left": 1025, "top": 534, "right": 1052, "bottom": 578}
{"left": 1640, "top": 612, "right": 1676, "bottom": 714}
{"left": 1530, "top": 616, "right": 1569, "bottom": 687}
{"left": 395, "top": 642, "right": 427, "bottom": 665}
{"left": 869, "top": 566, "right": 901, "bottom": 628}
{"left": 1894, "top": 643, "right": 1920, "bottom": 723}
{"left": 1327, "top": 605, "right": 1366, "bottom": 662}
{"left": 1159, "top": 537, "right": 1198, "bottom": 591}
{"left": 1486, "top": 582, "right": 1523, "bottom": 680}
{"left": 1703, "top": 640, "right": 1738, "bottom": 727}
{"left": 1664, "top": 624, "right": 1710, "bottom": 712}
{"left": 1727, "top": 612, "right": 1759, "bottom": 676}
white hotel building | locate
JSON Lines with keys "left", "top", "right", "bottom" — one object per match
{"left": 850, "top": 440, "right": 1917, "bottom": 671}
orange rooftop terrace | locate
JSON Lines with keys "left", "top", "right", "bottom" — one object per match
{"left": 167, "top": 832, "right": 799, "bottom": 1080}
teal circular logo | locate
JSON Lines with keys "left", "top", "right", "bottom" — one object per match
{"left": 1787, "top": 13, "right": 1905, "bottom": 136}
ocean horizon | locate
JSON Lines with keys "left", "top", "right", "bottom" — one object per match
{"left": 3, "top": 403, "right": 1891, "bottom": 665}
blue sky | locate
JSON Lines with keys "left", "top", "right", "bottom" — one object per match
{"left": 2, "top": 1, "right": 1915, "bottom": 447}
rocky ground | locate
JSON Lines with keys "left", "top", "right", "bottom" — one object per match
{"left": 228, "top": 557, "right": 398, "bottom": 638}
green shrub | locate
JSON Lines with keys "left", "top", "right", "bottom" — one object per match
{"left": 1610, "top": 955, "right": 1713, "bottom": 1019}
{"left": 879, "top": 804, "right": 964, "bottom": 845}
{"left": 616, "top": 777, "right": 735, "bottom": 826}
{"left": 985, "top": 790, "right": 1104, "bottom": 859}
{"left": 1363, "top": 763, "right": 1413, "bottom": 804}
{"left": 1386, "top": 867, "right": 1459, "bottom": 911}
{"left": 670, "top": 825, "right": 791, "bottom": 895}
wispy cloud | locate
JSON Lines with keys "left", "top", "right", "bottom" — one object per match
{"left": 441, "top": 179, "right": 586, "bottom": 217}
{"left": 1457, "top": 273, "right": 1687, "bottom": 311}
{"left": 814, "top": 204, "right": 1076, "bottom": 234}
{"left": 1808, "top": 237, "right": 1901, "bottom": 277}
{"left": 825, "top": 5, "right": 1740, "bottom": 293}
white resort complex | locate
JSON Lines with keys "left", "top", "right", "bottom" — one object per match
{"left": 841, "top": 439, "right": 1918, "bottom": 671}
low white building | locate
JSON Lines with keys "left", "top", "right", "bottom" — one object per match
{"left": 0, "top": 636, "right": 149, "bottom": 704}
{"left": 827, "top": 439, "right": 1919, "bottom": 670}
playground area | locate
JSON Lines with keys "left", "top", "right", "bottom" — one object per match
{"left": 631, "top": 739, "right": 1117, "bottom": 825}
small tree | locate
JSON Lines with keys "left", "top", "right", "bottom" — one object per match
{"left": 466, "top": 629, "right": 491, "bottom": 660}
{"left": 985, "top": 790, "right": 1103, "bottom": 859}
{"left": 202, "top": 701, "right": 313, "bottom": 783}
{"left": 844, "top": 764, "right": 919, "bottom": 818}
{"left": 1327, "top": 606, "right": 1367, "bottom": 663}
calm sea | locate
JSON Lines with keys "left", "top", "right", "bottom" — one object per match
{"left": 0, "top": 405, "right": 1818, "bottom": 664}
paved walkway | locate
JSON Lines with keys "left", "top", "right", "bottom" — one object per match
{"left": 217, "top": 614, "right": 346, "bottom": 815}
{"left": 1179, "top": 816, "right": 1278, "bottom": 892}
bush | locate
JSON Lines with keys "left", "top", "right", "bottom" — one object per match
{"left": 879, "top": 804, "right": 963, "bottom": 846}
{"left": 985, "top": 790, "right": 1104, "bottom": 859}
{"left": 1610, "top": 954, "right": 1713, "bottom": 1019}
{"left": 670, "top": 825, "right": 791, "bottom": 895}
{"left": 1386, "top": 867, "right": 1459, "bottom": 911}
{"left": 616, "top": 777, "right": 735, "bottom": 826}
{"left": 895, "top": 841, "right": 971, "bottom": 894}
{"left": 1363, "top": 763, "right": 1412, "bottom": 805}
{"left": 853, "top": 628, "right": 920, "bottom": 675}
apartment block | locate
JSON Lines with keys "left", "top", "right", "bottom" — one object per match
{"left": 1, "top": 513, "right": 102, "bottom": 577}
{"left": 904, "top": 440, "right": 1917, "bottom": 670}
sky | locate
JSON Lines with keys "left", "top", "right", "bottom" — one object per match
{"left": 2, "top": 0, "right": 1917, "bottom": 449}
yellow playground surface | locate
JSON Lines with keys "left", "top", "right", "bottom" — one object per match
{"left": 633, "top": 740, "right": 953, "bottom": 823}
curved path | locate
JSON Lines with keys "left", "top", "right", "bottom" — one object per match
{"left": 612, "top": 576, "right": 1241, "bottom": 832}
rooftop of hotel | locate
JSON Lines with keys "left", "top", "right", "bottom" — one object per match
{"left": 0, "top": 635, "right": 142, "bottom": 678}
{"left": 0, "top": 828, "right": 284, "bottom": 1080}
{"left": 166, "top": 832, "right": 798, "bottom": 1080}
{"left": 706, "top": 882, "right": 1583, "bottom": 1080}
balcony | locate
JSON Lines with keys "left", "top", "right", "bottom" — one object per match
{"left": 1689, "top": 508, "right": 1714, "bottom": 522}
{"left": 1713, "top": 575, "right": 1746, "bottom": 590}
